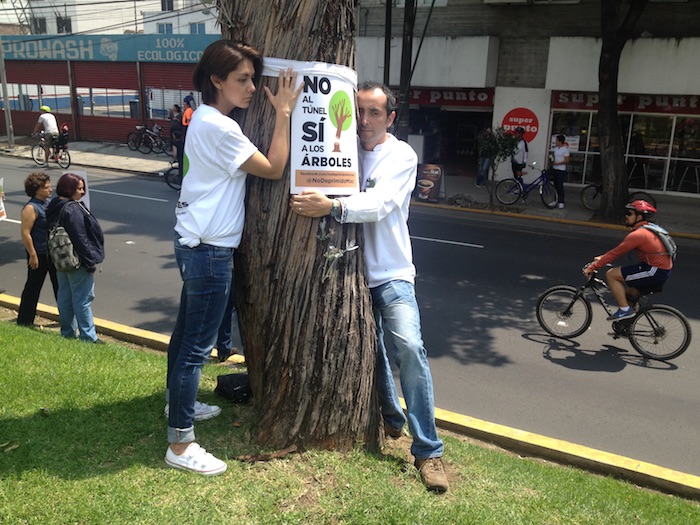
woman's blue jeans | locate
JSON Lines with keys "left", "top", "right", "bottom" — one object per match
{"left": 371, "top": 280, "right": 444, "bottom": 460}
{"left": 56, "top": 267, "right": 97, "bottom": 342}
{"left": 167, "top": 238, "right": 233, "bottom": 444}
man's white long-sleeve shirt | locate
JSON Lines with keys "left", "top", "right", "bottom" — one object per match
{"left": 338, "top": 134, "right": 417, "bottom": 288}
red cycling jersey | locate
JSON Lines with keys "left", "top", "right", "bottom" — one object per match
{"left": 590, "top": 221, "right": 673, "bottom": 272}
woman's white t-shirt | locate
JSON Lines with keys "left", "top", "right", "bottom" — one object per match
{"left": 175, "top": 104, "right": 258, "bottom": 248}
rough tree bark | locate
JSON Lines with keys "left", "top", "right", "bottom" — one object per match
{"left": 215, "top": 0, "right": 382, "bottom": 452}
{"left": 598, "top": 0, "right": 649, "bottom": 222}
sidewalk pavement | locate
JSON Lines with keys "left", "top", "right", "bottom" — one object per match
{"left": 1, "top": 136, "right": 700, "bottom": 499}
{"left": 3, "top": 135, "right": 698, "bottom": 238}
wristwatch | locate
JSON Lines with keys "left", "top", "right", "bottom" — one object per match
{"left": 330, "top": 199, "right": 341, "bottom": 220}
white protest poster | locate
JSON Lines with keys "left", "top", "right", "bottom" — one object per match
{"left": 65, "top": 170, "right": 91, "bottom": 210}
{"left": 0, "top": 178, "right": 6, "bottom": 221}
{"left": 263, "top": 58, "right": 359, "bottom": 195}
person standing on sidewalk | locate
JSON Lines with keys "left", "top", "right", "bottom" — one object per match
{"left": 164, "top": 39, "right": 301, "bottom": 476}
{"left": 549, "top": 134, "right": 570, "bottom": 208}
{"left": 475, "top": 127, "right": 494, "bottom": 187}
{"left": 17, "top": 172, "right": 58, "bottom": 326}
{"left": 510, "top": 126, "right": 528, "bottom": 178}
{"left": 290, "top": 81, "right": 448, "bottom": 493}
{"left": 46, "top": 173, "right": 105, "bottom": 343}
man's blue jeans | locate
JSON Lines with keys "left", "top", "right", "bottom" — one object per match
{"left": 371, "top": 279, "right": 444, "bottom": 460}
{"left": 56, "top": 267, "right": 97, "bottom": 342}
{"left": 167, "top": 238, "right": 233, "bottom": 444}
{"left": 476, "top": 156, "right": 490, "bottom": 185}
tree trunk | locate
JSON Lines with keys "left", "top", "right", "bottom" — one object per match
{"left": 598, "top": 0, "right": 649, "bottom": 222}
{"left": 216, "top": 0, "right": 382, "bottom": 452}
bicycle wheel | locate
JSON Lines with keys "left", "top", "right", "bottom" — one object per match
{"left": 56, "top": 149, "right": 71, "bottom": 169}
{"left": 540, "top": 180, "right": 559, "bottom": 209}
{"left": 495, "top": 179, "right": 522, "bottom": 205}
{"left": 138, "top": 135, "right": 153, "bottom": 154}
{"left": 628, "top": 191, "right": 657, "bottom": 209}
{"left": 151, "top": 136, "right": 165, "bottom": 154}
{"left": 31, "top": 144, "right": 45, "bottom": 165}
{"left": 127, "top": 131, "right": 141, "bottom": 151}
{"left": 159, "top": 138, "right": 172, "bottom": 156}
{"left": 580, "top": 184, "right": 601, "bottom": 211}
{"left": 628, "top": 305, "right": 692, "bottom": 361}
{"left": 536, "top": 285, "right": 593, "bottom": 339}
{"left": 165, "top": 166, "right": 182, "bottom": 190}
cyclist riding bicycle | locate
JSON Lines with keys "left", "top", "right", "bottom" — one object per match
{"left": 32, "top": 105, "right": 59, "bottom": 166}
{"left": 583, "top": 200, "right": 673, "bottom": 321}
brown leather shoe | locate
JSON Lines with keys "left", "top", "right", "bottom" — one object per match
{"left": 384, "top": 424, "right": 404, "bottom": 439}
{"left": 415, "top": 457, "right": 449, "bottom": 493}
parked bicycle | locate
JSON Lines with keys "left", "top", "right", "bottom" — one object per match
{"left": 580, "top": 183, "right": 657, "bottom": 211}
{"left": 163, "top": 161, "right": 182, "bottom": 191}
{"left": 31, "top": 130, "right": 71, "bottom": 169}
{"left": 126, "top": 122, "right": 170, "bottom": 155}
{"left": 495, "top": 162, "right": 558, "bottom": 209}
{"left": 536, "top": 266, "right": 691, "bottom": 361}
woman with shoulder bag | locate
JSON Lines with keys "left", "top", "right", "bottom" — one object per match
{"left": 46, "top": 173, "right": 105, "bottom": 344}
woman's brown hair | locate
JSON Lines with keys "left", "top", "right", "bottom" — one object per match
{"left": 192, "top": 40, "right": 263, "bottom": 105}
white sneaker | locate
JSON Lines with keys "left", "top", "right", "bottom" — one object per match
{"left": 558, "top": 203, "right": 565, "bottom": 209}
{"left": 164, "top": 401, "right": 222, "bottom": 421}
{"left": 165, "top": 443, "right": 227, "bottom": 476}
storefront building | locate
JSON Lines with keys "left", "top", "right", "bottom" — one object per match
{"left": 356, "top": 33, "right": 700, "bottom": 197}
{"left": 0, "top": 34, "right": 218, "bottom": 141}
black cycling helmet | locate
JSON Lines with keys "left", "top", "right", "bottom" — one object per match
{"left": 625, "top": 199, "right": 657, "bottom": 215}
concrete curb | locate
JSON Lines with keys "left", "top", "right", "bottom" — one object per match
{"left": 1, "top": 293, "right": 698, "bottom": 500}
{"left": 1, "top": 144, "right": 167, "bottom": 178}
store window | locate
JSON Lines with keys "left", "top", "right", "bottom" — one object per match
{"left": 146, "top": 88, "right": 200, "bottom": 120}
{"left": 550, "top": 111, "right": 591, "bottom": 184}
{"left": 74, "top": 87, "right": 140, "bottom": 118}
{"left": 674, "top": 117, "right": 700, "bottom": 159}
{"left": 670, "top": 116, "right": 700, "bottom": 193}
{"left": 1, "top": 83, "right": 71, "bottom": 114}
{"left": 552, "top": 109, "right": 700, "bottom": 194}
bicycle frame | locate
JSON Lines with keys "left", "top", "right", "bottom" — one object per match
{"left": 573, "top": 274, "right": 616, "bottom": 317}
{"left": 35, "top": 132, "right": 69, "bottom": 158}
{"left": 495, "top": 161, "right": 558, "bottom": 209}
{"left": 519, "top": 170, "right": 550, "bottom": 197}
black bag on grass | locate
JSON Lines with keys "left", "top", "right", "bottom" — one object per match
{"left": 215, "top": 373, "right": 252, "bottom": 404}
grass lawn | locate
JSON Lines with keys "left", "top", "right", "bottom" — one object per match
{"left": 1, "top": 320, "right": 698, "bottom": 524}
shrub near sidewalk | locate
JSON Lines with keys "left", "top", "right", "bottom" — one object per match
{"left": 0, "top": 321, "right": 698, "bottom": 525}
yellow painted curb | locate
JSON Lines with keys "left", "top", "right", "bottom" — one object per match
{"left": 0, "top": 294, "right": 244, "bottom": 364}
{"left": 432, "top": 406, "right": 700, "bottom": 500}
{"left": 2, "top": 294, "right": 697, "bottom": 499}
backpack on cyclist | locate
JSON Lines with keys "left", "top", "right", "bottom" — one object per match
{"left": 643, "top": 223, "right": 677, "bottom": 261}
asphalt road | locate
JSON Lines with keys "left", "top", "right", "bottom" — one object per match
{"left": 1, "top": 157, "right": 699, "bottom": 476}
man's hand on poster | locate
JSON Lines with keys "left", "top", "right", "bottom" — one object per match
{"left": 290, "top": 191, "right": 333, "bottom": 218}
